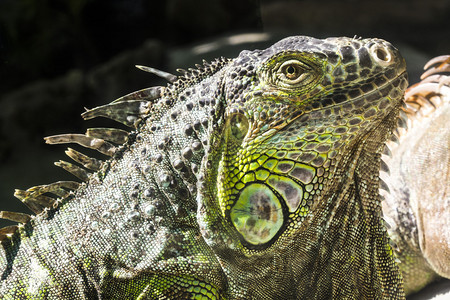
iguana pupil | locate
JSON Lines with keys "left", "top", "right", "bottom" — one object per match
{"left": 285, "top": 64, "right": 299, "bottom": 79}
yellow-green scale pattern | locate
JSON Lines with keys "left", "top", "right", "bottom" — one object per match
{"left": 218, "top": 118, "right": 366, "bottom": 248}
{"left": 100, "top": 273, "right": 222, "bottom": 299}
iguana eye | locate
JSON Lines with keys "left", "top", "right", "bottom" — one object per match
{"left": 278, "top": 60, "right": 307, "bottom": 84}
{"left": 268, "top": 58, "right": 321, "bottom": 91}
{"left": 282, "top": 61, "right": 303, "bottom": 80}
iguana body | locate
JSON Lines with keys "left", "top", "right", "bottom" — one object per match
{"left": 381, "top": 56, "right": 450, "bottom": 295}
{"left": 0, "top": 35, "right": 446, "bottom": 299}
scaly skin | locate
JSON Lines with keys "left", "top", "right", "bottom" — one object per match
{"left": 0, "top": 36, "right": 408, "bottom": 299}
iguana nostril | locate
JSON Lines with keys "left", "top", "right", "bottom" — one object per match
{"left": 370, "top": 45, "right": 392, "bottom": 65}
{"left": 376, "top": 48, "right": 388, "bottom": 61}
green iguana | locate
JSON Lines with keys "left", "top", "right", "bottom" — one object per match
{"left": 0, "top": 35, "right": 448, "bottom": 299}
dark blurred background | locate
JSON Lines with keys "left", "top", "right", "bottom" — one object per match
{"left": 0, "top": 0, "right": 449, "bottom": 297}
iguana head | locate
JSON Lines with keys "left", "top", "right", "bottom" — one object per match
{"left": 199, "top": 36, "right": 408, "bottom": 296}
